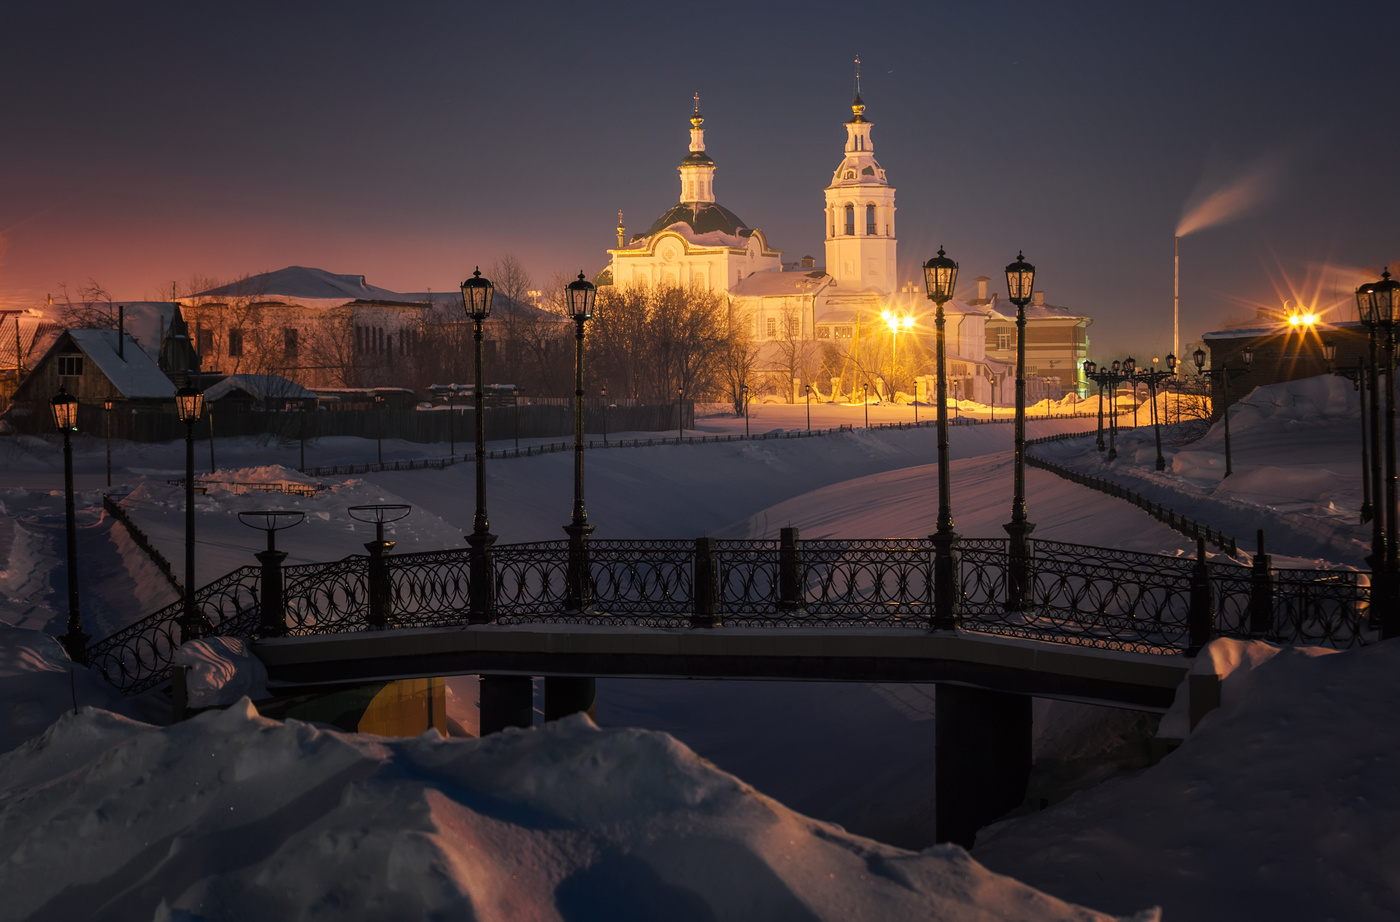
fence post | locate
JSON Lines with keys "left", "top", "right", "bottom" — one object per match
{"left": 365, "top": 537, "right": 395, "bottom": 629}
{"left": 778, "top": 527, "right": 804, "bottom": 612}
{"left": 1249, "top": 528, "right": 1273, "bottom": 636}
{"left": 932, "top": 533, "right": 961, "bottom": 631}
{"left": 256, "top": 547, "right": 288, "bottom": 637}
{"left": 691, "top": 537, "right": 721, "bottom": 628}
{"left": 467, "top": 533, "right": 496, "bottom": 624}
{"left": 1188, "top": 535, "right": 1215, "bottom": 655}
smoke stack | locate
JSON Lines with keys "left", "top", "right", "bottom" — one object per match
{"left": 1033, "top": 291, "right": 1044, "bottom": 306}
{"left": 118, "top": 305, "right": 125, "bottom": 360}
{"left": 976, "top": 276, "right": 989, "bottom": 302}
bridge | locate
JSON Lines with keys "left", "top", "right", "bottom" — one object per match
{"left": 84, "top": 528, "right": 1372, "bottom": 845}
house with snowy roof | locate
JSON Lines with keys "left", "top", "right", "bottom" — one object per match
{"left": 7, "top": 328, "right": 177, "bottom": 431}
{"left": 982, "top": 280, "right": 1092, "bottom": 400}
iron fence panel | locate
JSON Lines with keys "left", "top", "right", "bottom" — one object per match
{"left": 283, "top": 556, "right": 370, "bottom": 634}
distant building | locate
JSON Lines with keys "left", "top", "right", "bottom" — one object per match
{"left": 982, "top": 283, "right": 1093, "bottom": 400}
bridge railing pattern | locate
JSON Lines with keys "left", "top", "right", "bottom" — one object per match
{"left": 88, "top": 534, "right": 1376, "bottom": 694}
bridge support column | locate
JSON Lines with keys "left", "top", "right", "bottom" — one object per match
{"left": 544, "top": 676, "right": 596, "bottom": 722}
{"left": 365, "top": 538, "right": 396, "bottom": 629}
{"left": 935, "top": 683, "right": 1032, "bottom": 848}
{"left": 479, "top": 675, "right": 533, "bottom": 735}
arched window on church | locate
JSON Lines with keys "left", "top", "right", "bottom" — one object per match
{"left": 866, "top": 204, "right": 876, "bottom": 235}
{"left": 844, "top": 204, "right": 855, "bottom": 236}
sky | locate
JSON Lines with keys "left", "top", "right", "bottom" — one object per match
{"left": 2, "top": 0, "right": 1397, "bottom": 360}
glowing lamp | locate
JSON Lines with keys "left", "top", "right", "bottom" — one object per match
{"left": 1357, "top": 280, "right": 1378, "bottom": 325}
{"left": 922, "top": 247, "right": 959, "bottom": 305}
{"left": 1083, "top": 359, "right": 1097, "bottom": 376}
{"left": 460, "top": 268, "right": 494, "bottom": 321}
{"left": 1004, "top": 252, "right": 1035, "bottom": 307}
{"left": 1193, "top": 347, "right": 1206, "bottom": 371}
{"left": 51, "top": 387, "right": 78, "bottom": 432}
{"left": 175, "top": 384, "right": 203, "bottom": 425}
{"left": 1241, "top": 348, "right": 1254, "bottom": 368}
{"left": 1368, "top": 269, "right": 1399, "bottom": 327}
{"left": 565, "top": 271, "right": 596, "bottom": 322}
{"left": 1166, "top": 353, "right": 1178, "bottom": 373}
{"left": 1324, "top": 341, "right": 1337, "bottom": 363}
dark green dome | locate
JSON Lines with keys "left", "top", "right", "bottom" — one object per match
{"left": 638, "top": 202, "right": 753, "bottom": 241}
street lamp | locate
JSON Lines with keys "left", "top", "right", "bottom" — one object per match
{"left": 461, "top": 268, "right": 497, "bottom": 621}
{"left": 1359, "top": 269, "right": 1400, "bottom": 637}
{"left": 601, "top": 383, "right": 609, "bottom": 445}
{"left": 1003, "top": 251, "right": 1036, "bottom": 612}
{"left": 175, "top": 383, "right": 209, "bottom": 641}
{"left": 1135, "top": 354, "right": 1178, "bottom": 471}
{"left": 863, "top": 382, "right": 870, "bottom": 429}
{"left": 374, "top": 393, "right": 385, "bottom": 465}
{"left": 804, "top": 383, "right": 811, "bottom": 431}
{"left": 741, "top": 383, "right": 750, "bottom": 437}
{"left": 103, "top": 398, "right": 114, "bottom": 488}
{"left": 1192, "top": 345, "right": 1251, "bottom": 478}
{"left": 676, "top": 386, "right": 684, "bottom": 442}
{"left": 51, "top": 387, "right": 87, "bottom": 664}
{"left": 882, "top": 308, "right": 913, "bottom": 402}
{"left": 923, "top": 246, "right": 960, "bottom": 629}
{"left": 1325, "top": 340, "right": 1373, "bottom": 524}
{"left": 1084, "top": 359, "right": 1105, "bottom": 451}
{"left": 564, "top": 271, "right": 597, "bottom": 611}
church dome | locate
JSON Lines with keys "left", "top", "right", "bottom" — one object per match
{"left": 637, "top": 201, "right": 754, "bottom": 242}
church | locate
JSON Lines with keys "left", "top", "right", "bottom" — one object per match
{"left": 603, "top": 85, "right": 1086, "bottom": 404}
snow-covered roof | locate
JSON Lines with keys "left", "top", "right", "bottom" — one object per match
{"left": 987, "top": 300, "right": 1090, "bottom": 322}
{"left": 65, "top": 329, "right": 176, "bottom": 399}
{"left": 731, "top": 269, "right": 831, "bottom": 298}
{"left": 193, "top": 267, "right": 409, "bottom": 304}
{"left": 0, "top": 314, "right": 61, "bottom": 370}
{"left": 203, "top": 375, "right": 317, "bottom": 403}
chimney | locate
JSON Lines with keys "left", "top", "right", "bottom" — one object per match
{"left": 118, "top": 305, "right": 125, "bottom": 359}
{"left": 976, "top": 276, "right": 989, "bottom": 302}
{"left": 1033, "top": 291, "right": 1044, "bottom": 306}
{"left": 801, "top": 255, "right": 816, "bottom": 269}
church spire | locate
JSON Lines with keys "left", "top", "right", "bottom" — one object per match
{"left": 678, "top": 92, "right": 716, "bottom": 205}
{"left": 851, "top": 55, "right": 866, "bottom": 122}
{"left": 616, "top": 210, "right": 626, "bottom": 248}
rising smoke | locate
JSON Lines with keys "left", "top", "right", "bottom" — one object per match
{"left": 1176, "top": 155, "right": 1288, "bottom": 238}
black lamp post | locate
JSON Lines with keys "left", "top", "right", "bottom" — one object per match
{"left": 1192, "top": 346, "right": 1251, "bottom": 478}
{"left": 804, "top": 383, "right": 811, "bottom": 431}
{"left": 1135, "top": 354, "right": 1178, "bottom": 471}
{"left": 741, "top": 383, "right": 750, "bottom": 437}
{"left": 103, "top": 398, "right": 113, "bottom": 487}
{"left": 52, "top": 387, "right": 87, "bottom": 664}
{"left": 564, "top": 271, "right": 597, "bottom": 612}
{"left": 374, "top": 393, "right": 385, "bottom": 465}
{"left": 924, "top": 246, "right": 960, "bottom": 629}
{"left": 676, "top": 386, "right": 684, "bottom": 442}
{"left": 601, "top": 383, "right": 609, "bottom": 445}
{"left": 462, "top": 268, "right": 497, "bottom": 622}
{"left": 1084, "top": 359, "right": 1104, "bottom": 450}
{"left": 1359, "top": 269, "right": 1400, "bottom": 638}
{"left": 863, "top": 382, "right": 870, "bottom": 429}
{"left": 1004, "top": 251, "right": 1036, "bottom": 612}
{"left": 1326, "top": 340, "right": 1373, "bottom": 524}
{"left": 176, "top": 383, "right": 209, "bottom": 641}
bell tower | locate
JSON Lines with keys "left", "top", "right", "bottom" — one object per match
{"left": 823, "top": 59, "right": 897, "bottom": 292}
{"left": 678, "top": 93, "right": 716, "bottom": 205}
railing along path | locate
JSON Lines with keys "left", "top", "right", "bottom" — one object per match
{"left": 87, "top": 531, "right": 1374, "bottom": 695}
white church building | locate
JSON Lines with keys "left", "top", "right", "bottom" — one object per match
{"left": 604, "top": 87, "right": 1086, "bottom": 404}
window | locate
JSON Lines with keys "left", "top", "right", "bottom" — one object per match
{"left": 197, "top": 329, "right": 213, "bottom": 355}
{"left": 284, "top": 327, "right": 299, "bottom": 360}
{"left": 844, "top": 170, "right": 855, "bottom": 180}
{"left": 817, "top": 325, "right": 831, "bottom": 340}
{"left": 866, "top": 204, "right": 876, "bottom": 235}
{"left": 385, "top": 334, "right": 393, "bottom": 363}
{"left": 765, "top": 317, "right": 778, "bottom": 339}
{"left": 996, "top": 333, "right": 1012, "bottom": 350}
{"left": 844, "top": 204, "right": 855, "bottom": 235}
{"left": 58, "top": 354, "right": 83, "bottom": 377}
{"left": 228, "top": 329, "right": 243, "bottom": 358}
{"left": 836, "top": 325, "right": 853, "bottom": 339}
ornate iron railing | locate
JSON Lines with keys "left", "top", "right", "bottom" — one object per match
{"left": 87, "top": 533, "right": 1376, "bottom": 693}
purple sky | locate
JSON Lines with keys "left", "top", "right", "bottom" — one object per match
{"left": 2, "top": 0, "right": 1396, "bottom": 359}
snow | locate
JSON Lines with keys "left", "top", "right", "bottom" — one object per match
{"left": 173, "top": 637, "right": 269, "bottom": 709}
{"left": 0, "top": 374, "right": 1394, "bottom": 918}
{"left": 0, "top": 705, "right": 1151, "bottom": 921}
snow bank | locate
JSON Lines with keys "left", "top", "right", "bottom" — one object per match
{"left": 172, "top": 637, "right": 269, "bottom": 709}
{"left": 0, "top": 705, "right": 1154, "bottom": 921}
{"left": 0, "top": 625, "right": 133, "bottom": 754}
{"left": 974, "top": 638, "right": 1400, "bottom": 921}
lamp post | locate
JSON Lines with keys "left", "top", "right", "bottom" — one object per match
{"left": 804, "top": 383, "right": 811, "bottom": 431}
{"left": 601, "top": 383, "right": 609, "bottom": 445}
{"left": 1359, "top": 269, "right": 1400, "bottom": 637}
{"left": 175, "top": 383, "right": 209, "bottom": 641}
{"left": 741, "top": 383, "right": 750, "bottom": 437}
{"left": 461, "top": 268, "right": 497, "bottom": 622}
{"left": 564, "top": 272, "right": 597, "bottom": 612}
{"left": 924, "top": 246, "right": 960, "bottom": 629}
{"left": 676, "top": 386, "right": 684, "bottom": 442}
{"left": 52, "top": 388, "right": 87, "bottom": 664}
{"left": 447, "top": 386, "right": 456, "bottom": 457}
{"left": 882, "top": 308, "right": 913, "bottom": 403}
{"left": 1192, "top": 346, "right": 1251, "bottom": 477}
{"left": 863, "top": 382, "right": 870, "bottom": 429}
{"left": 1134, "top": 353, "right": 1178, "bottom": 471}
{"left": 374, "top": 393, "right": 384, "bottom": 465}
{"left": 1004, "top": 251, "right": 1036, "bottom": 612}
{"left": 1325, "top": 340, "right": 1372, "bottom": 524}
{"left": 103, "top": 398, "right": 113, "bottom": 487}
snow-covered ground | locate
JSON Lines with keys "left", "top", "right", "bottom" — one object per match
{"left": 0, "top": 380, "right": 1392, "bottom": 919}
